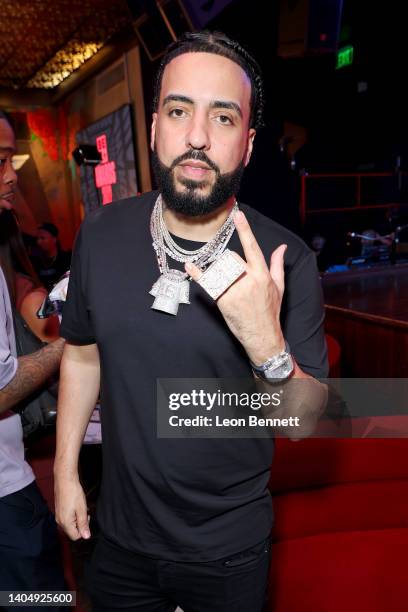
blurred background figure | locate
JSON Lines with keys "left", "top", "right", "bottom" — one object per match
{"left": 0, "top": 210, "right": 61, "bottom": 441}
{"left": 32, "top": 222, "right": 71, "bottom": 291}
{"left": 311, "top": 233, "right": 326, "bottom": 253}
{"left": 310, "top": 232, "right": 333, "bottom": 272}
{"left": 0, "top": 210, "right": 60, "bottom": 342}
{"left": 360, "top": 228, "right": 394, "bottom": 259}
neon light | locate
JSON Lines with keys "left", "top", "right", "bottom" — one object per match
{"left": 94, "top": 161, "right": 117, "bottom": 188}
{"left": 336, "top": 45, "right": 354, "bottom": 69}
{"left": 94, "top": 133, "right": 116, "bottom": 205}
{"left": 96, "top": 134, "right": 109, "bottom": 163}
{"left": 101, "top": 185, "right": 113, "bottom": 205}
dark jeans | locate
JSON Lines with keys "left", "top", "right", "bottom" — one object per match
{"left": 86, "top": 534, "right": 271, "bottom": 611}
{"left": 0, "top": 481, "right": 65, "bottom": 611}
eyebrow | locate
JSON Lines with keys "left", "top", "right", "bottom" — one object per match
{"left": 210, "top": 100, "right": 242, "bottom": 118}
{"left": 162, "top": 95, "right": 243, "bottom": 119}
{"left": 162, "top": 94, "right": 193, "bottom": 107}
{"left": 0, "top": 147, "right": 14, "bottom": 153}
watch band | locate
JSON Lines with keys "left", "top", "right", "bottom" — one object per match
{"left": 250, "top": 340, "right": 291, "bottom": 372}
{"left": 250, "top": 340, "right": 294, "bottom": 381}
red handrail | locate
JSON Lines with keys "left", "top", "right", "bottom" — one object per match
{"left": 300, "top": 172, "right": 398, "bottom": 224}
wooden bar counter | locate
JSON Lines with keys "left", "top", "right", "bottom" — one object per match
{"left": 322, "top": 263, "right": 408, "bottom": 377}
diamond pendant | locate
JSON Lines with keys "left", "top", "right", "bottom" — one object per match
{"left": 149, "top": 270, "right": 190, "bottom": 316}
{"left": 196, "top": 249, "right": 246, "bottom": 300}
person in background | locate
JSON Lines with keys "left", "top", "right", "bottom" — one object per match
{"left": 360, "top": 228, "right": 394, "bottom": 259}
{"left": 32, "top": 222, "right": 71, "bottom": 291}
{"left": 0, "top": 210, "right": 59, "bottom": 342}
{"left": 0, "top": 109, "right": 65, "bottom": 606}
{"left": 310, "top": 233, "right": 330, "bottom": 272}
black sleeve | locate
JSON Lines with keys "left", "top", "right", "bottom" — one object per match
{"left": 60, "top": 221, "right": 96, "bottom": 345}
{"left": 282, "top": 251, "right": 329, "bottom": 378}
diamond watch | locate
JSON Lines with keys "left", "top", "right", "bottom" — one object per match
{"left": 250, "top": 340, "right": 294, "bottom": 381}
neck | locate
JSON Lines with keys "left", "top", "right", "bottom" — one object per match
{"left": 162, "top": 196, "right": 236, "bottom": 242}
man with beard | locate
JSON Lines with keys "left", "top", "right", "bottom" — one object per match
{"left": 0, "top": 110, "right": 65, "bottom": 604}
{"left": 55, "top": 31, "right": 328, "bottom": 611}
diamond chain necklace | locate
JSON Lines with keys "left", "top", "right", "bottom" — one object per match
{"left": 149, "top": 194, "right": 239, "bottom": 315}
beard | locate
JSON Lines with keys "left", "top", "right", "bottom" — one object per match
{"left": 151, "top": 147, "right": 245, "bottom": 217}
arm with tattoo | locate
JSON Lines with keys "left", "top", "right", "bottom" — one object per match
{"left": 0, "top": 338, "right": 65, "bottom": 414}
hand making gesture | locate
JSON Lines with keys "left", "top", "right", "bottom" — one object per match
{"left": 186, "top": 210, "right": 287, "bottom": 366}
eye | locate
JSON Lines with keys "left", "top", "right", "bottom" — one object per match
{"left": 0, "top": 158, "right": 7, "bottom": 167}
{"left": 215, "top": 115, "right": 233, "bottom": 125}
{"left": 169, "top": 108, "right": 187, "bottom": 118}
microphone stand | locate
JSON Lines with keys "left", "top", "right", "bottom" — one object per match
{"left": 391, "top": 223, "right": 408, "bottom": 265}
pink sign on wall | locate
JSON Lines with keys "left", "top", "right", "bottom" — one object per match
{"left": 95, "top": 134, "right": 117, "bottom": 205}
{"left": 76, "top": 104, "right": 138, "bottom": 214}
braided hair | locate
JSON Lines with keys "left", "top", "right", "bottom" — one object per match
{"left": 153, "top": 31, "right": 265, "bottom": 130}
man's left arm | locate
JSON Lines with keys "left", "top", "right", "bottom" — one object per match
{"left": 282, "top": 249, "right": 328, "bottom": 379}
{"left": 185, "top": 210, "right": 328, "bottom": 438}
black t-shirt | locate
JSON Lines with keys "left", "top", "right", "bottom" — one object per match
{"left": 60, "top": 191, "right": 328, "bottom": 562}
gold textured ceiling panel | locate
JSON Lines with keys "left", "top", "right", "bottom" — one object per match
{"left": 0, "top": 0, "right": 131, "bottom": 89}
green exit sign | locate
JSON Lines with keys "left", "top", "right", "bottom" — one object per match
{"left": 336, "top": 45, "right": 354, "bottom": 69}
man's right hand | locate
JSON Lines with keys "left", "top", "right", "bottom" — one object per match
{"left": 54, "top": 476, "right": 91, "bottom": 541}
{"left": 54, "top": 342, "right": 100, "bottom": 539}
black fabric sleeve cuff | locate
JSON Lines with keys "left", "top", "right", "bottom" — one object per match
{"left": 59, "top": 326, "right": 96, "bottom": 345}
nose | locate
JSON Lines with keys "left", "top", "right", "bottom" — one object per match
{"left": 185, "top": 111, "right": 210, "bottom": 151}
{"left": 2, "top": 158, "right": 17, "bottom": 187}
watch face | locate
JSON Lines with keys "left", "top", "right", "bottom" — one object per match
{"left": 262, "top": 354, "right": 294, "bottom": 380}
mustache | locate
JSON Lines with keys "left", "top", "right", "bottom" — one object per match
{"left": 170, "top": 150, "right": 220, "bottom": 174}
